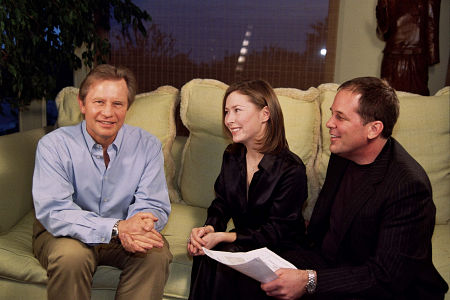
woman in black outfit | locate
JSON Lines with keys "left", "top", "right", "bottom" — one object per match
{"left": 187, "top": 79, "right": 307, "bottom": 299}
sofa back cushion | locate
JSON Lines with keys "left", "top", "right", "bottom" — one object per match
{"left": 316, "top": 83, "right": 340, "bottom": 186}
{"left": 317, "top": 84, "right": 450, "bottom": 225}
{"left": 393, "top": 88, "right": 449, "bottom": 225}
{"left": 179, "top": 79, "right": 230, "bottom": 209}
{"left": 55, "top": 86, "right": 181, "bottom": 202}
{"left": 275, "top": 87, "right": 321, "bottom": 219}
{"left": 179, "top": 79, "right": 321, "bottom": 219}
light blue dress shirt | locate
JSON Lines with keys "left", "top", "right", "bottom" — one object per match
{"left": 32, "top": 121, "right": 171, "bottom": 244}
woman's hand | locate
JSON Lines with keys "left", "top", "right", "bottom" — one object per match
{"left": 187, "top": 225, "right": 215, "bottom": 256}
{"left": 187, "top": 229, "right": 237, "bottom": 256}
{"left": 202, "top": 232, "right": 236, "bottom": 250}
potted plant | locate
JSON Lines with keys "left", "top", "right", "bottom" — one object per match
{"left": 0, "top": 0, "right": 151, "bottom": 133}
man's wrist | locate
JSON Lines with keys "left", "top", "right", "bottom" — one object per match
{"left": 111, "top": 220, "right": 121, "bottom": 239}
{"left": 305, "top": 269, "right": 317, "bottom": 294}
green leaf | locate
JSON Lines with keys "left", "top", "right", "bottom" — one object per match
{"left": 1, "top": 0, "right": 151, "bottom": 107}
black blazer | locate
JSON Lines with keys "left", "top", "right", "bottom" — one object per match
{"left": 205, "top": 143, "right": 307, "bottom": 250}
{"left": 308, "top": 138, "right": 448, "bottom": 299}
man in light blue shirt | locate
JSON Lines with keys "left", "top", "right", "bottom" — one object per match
{"left": 32, "top": 64, "right": 172, "bottom": 300}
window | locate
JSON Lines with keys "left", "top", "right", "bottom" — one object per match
{"left": 109, "top": 0, "right": 338, "bottom": 93}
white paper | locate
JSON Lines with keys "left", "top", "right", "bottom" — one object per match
{"left": 202, "top": 247, "right": 296, "bottom": 283}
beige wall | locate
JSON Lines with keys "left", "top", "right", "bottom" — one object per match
{"left": 334, "top": 0, "right": 450, "bottom": 95}
{"left": 429, "top": 0, "right": 449, "bottom": 94}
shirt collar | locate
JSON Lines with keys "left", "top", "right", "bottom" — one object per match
{"left": 81, "top": 120, "right": 124, "bottom": 152}
{"left": 258, "top": 151, "right": 277, "bottom": 171}
{"left": 236, "top": 143, "right": 277, "bottom": 172}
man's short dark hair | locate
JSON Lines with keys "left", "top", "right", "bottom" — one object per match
{"left": 339, "top": 77, "right": 399, "bottom": 138}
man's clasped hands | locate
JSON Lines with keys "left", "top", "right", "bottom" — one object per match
{"left": 117, "top": 212, "right": 164, "bottom": 253}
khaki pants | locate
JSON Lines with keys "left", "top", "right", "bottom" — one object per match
{"left": 33, "top": 220, "right": 172, "bottom": 300}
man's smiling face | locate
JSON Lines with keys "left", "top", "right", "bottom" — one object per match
{"left": 78, "top": 79, "right": 128, "bottom": 148}
{"left": 326, "top": 89, "right": 372, "bottom": 162}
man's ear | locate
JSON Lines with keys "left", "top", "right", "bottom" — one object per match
{"left": 367, "top": 121, "right": 383, "bottom": 140}
{"left": 78, "top": 96, "right": 86, "bottom": 114}
{"left": 260, "top": 106, "right": 270, "bottom": 123}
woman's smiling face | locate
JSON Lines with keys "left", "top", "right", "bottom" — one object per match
{"left": 224, "top": 91, "right": 269, "bottom": 150}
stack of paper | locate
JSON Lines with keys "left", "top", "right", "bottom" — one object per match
{"left": 202, "top": 247, "right": 296, "bottom": 283}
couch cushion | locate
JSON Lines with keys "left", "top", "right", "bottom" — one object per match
{"left": 178, "top": 79, "right": 229, "bottom": 209}
{"left": 394, "top": 88, "right": 450, "bottom": 225}
{"left": 0, "top": 211, "right": 121, "bottom": 287}
{"left": 171, "top": 136, "right": 188, "bottom": 193}
{"left": 0, "top": 204, "right": 206, "bottom": 299}
{"left": 275, "top": 87, "right": 321, "bottom": 219}
{"left": 0, "top": 211, "right": 47, "bottom": 284}
{"left": 55, "top": 87, "right": 84, "bottom": 127}
{"left": 317, "top": 84, "right": 450, "bottom": 225}
{"left": 161, "top": 202, "right": 207, "bottom": 299}
{"left": 316, "top": 83, "right": 339, "bottom": 186}
{"left": 179, "top": 79, "right": 321, "bottom": 219}
{"left": 55, "top": 86, "right": 181, "bottom": 203}
{"left": 431, "top": 224, "right": 450, "bottom": 289}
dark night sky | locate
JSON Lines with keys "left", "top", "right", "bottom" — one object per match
{"left": 111, "top": 0, "right": 329, "bottom": 63}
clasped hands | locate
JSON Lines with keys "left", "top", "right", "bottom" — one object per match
{"left": 187, "top": 225, "right": 216, "bottom": 256}
{"left": 117, "top": 212, "right": 164, "bottom": 253}
{"left": 187, "top": 225, "right": 237, "bottom": 256}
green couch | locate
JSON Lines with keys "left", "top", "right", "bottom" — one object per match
{"left": 0, "top": 79, "right": 448, "bottom": 299}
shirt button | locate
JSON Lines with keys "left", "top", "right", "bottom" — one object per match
{"left": 103, "top": 198, "right": 108, "bottom": 202}
{"left": 101, "top": 237, "right": 105, "bottom": 242}
{"left": 96, "top": 156, "right": 101, "bottom": 159}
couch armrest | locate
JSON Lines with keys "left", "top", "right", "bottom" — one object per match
{"left": 0, "top": 127, "right": 51, "bottom": 233}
